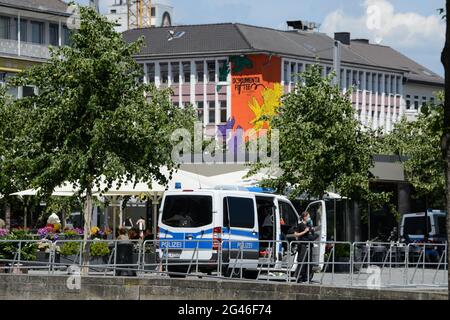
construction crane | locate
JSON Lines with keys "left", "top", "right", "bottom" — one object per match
{"left": 127, "top": 0, "right": 153, "bottom": 29}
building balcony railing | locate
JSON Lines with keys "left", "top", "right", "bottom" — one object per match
{"left": 0, "top": 38, "right": 50, "bottom": 60}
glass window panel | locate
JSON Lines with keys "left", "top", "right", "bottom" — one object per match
{"left": 207, "top": 61, "right": 215, "bottom": 83}
{"left": 31, "top": 21, "right": 44, "bottom": 44}
{"left": 171, "top": 62, "right": 179, "bottom": 84}
{"left": 0, "top": 16, "right": 10, "bottom": 39}
{"left": 196, "top": 61, "right": 204, "bottom": 83}
{"left": 182, "top": 61, "right": 190, "bottom": 83}
{"left": 146, "top": 63, "right": 155, "bottom": 83}
{"left": 159, "top": 62, "right": 168, "bottom": 84}
{"left": 208, "top": 101, "right": 215, "bottom": 123}
{"left": 49, "top": 23, "right": 59, "bottom": 46}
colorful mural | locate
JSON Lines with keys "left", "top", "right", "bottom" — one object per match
{"left": 230, "top": 54, "right": 282, "bottom": 133}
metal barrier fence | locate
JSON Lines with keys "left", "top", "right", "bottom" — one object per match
{"left": 0, "top": 239, "right": 447, "bottom": 288}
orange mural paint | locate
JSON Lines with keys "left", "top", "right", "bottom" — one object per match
{"left": 230, "top": 54, "right": 282, "bottom": 133}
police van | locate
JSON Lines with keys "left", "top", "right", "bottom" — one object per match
{"left": 157, "top": 188, "right": 327, "bottom": 278}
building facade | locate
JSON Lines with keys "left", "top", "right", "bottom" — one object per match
{"left": 123, "top": 23, "right": 444, "bottom": 136}
{"left": 0, "top": 0, "right": 70, "bottom": 98}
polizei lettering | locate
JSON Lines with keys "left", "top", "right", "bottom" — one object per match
{"left": 178, "top": 304, "right": 213, "bottom": 318}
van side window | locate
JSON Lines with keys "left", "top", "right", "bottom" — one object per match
{"left": 226, "top": 197, "right": 255, "bottom": 229}
{"left": 223, "top": 197, "right": 229, "bottom": 228}
{"left": 279, "top": 201, "right": 298, "bottom": 227}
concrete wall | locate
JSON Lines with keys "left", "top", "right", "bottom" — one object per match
{"left": 0, "top": 274, "right": 446, "bottom": 300}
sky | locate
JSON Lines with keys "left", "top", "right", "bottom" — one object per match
{"left": 74, "top": 0, "right": 446, "bottom": 77}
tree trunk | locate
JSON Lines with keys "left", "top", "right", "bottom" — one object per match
{"left": 4, "top": 202, "right": 11, "bottom": 230}
{"left": 82, "top": 186, "right": 93, "bottom": 274}
{"left": 440, "top": 0, "right": 450, "bottom": 300}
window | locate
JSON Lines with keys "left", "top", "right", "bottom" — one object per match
{"left": 283, "top": 61, "right": 289, "bottom": 83}
{"left": 182, "top": 61, "right": 190, "bottom": 83}
{"left": 436, "top": 216, "right": 447, "bottom": 236}
{"left": 49, "top": 23, "right": 59, "bottom": 46}
{"left": 31, "top": 21, "right": 44, "bottom": 44}
{"left": 279, "top": 201, "right": 298, "bottom": 227}
{"left": 326, "top": 67, "right": 332, "bottom": 76}
{"left": 146, "top": 63, "right": 155, "bottom": 83}
{"left": 430, "top": 97, "right": 435, "bottom": 105}
{"left": 346, "top": 70, "right": 351, "bottom": 88}
{"left": 196, "top": 101, "right": 204, "bottom": 122}
{"left": 403, "top": 216, "right": 431, "bottom": 236}
{"left": 151, "top": 7, "right": 156, "bottom": 17}
{"left": 220, "top": 100, "right": 227, "bottom": 123}
{"left": 161, "top": 195, "right": 213, "bottom": 228}
{"left": 0, "top": 16, "right": 10, "bottom": 39}
{"left": 365, "top": 72, "right": 370, "bottom": 91}
{"left": 207, "top": 61, "right": 215, "bottom": 83}
{"left": 63, "top": 25, "right": 71, "bottom": 46}
{"left": 406, "top": 95, "right": 411, "bottom": 110}
{"left": 12, "top": 18, "right": 27, "bottom": 42}
{"left": 391, "top": 76, "right": 395, "bottom": 94}
{"left": 196, "top": 61, "right": 204, "bottom": 83}
{"left": 290, "top": 62, "right": 296, "bottom": 83}
{"left": 159, "top": 62, "right": 168, "bottom": 84}
{"left": 110, "top": 9, "right": 117, "bottom": 14}
{"left": 384, "top": 76, "right": 389, "bottom": 94}
{"left": 422, "top": 96, "right": 427, "bottom": 107}
{"left": 340, "top": 69, "right": 345, "bottom": 88}
{"left": 225, "top": 197, "right": 255, "bottom": 229}
{"left": 414, "top": 96, "right": 419, "bottom": 110}
{"left": 358, "top": 71, "right": 364, "bottom": 90}
{"left": 218, "top": 60, "right": 228, "bottom": 82}
{"left": 208, "top": 101, "right": 215, "bottom": 124}
{"left": 171, "top": 62, "right": 179, "bottom": 84}
{"left": 372, "top": 74, "right": 377, "bottom": 92}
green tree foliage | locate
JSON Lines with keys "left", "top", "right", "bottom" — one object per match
{"left": 0, "top": 6, "right": 195, "bottom": 241}
{"left": 249, "top": 64, "right": 388, "bottom": 206}
{"left": 381, "top": 94, "right": 445, "bottom": 208}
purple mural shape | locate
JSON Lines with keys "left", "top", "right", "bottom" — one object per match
{"left": 216, "top": 117, "right": 243, "bottom": 155}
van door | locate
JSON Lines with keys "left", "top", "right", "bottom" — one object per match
{"left": 159, "top": 193, "right": 214, "bottom": 262}
{"left": 223, "top": 195, "right": 259, "bottom": 269}
{"left": 305, "top": 200, "right": 327, "bottom": 266}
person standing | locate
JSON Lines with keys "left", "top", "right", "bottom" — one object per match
{"left": 136, "top": 216, "right": 146, "bottom": 239}
{"left": 293, "top": 211, "right": 316, "bottom": 283}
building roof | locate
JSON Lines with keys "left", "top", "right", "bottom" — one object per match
{"left": 347, "top": 40, "right": 443, "bottom": 86}
{"left": 0, "top": 0, "right": 69, "bottom": 16}
{"left": 123, "top": 22, "right": 444, "bottom": 86}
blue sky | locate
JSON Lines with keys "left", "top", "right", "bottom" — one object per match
{"left": 74, "top": 0, "right": 446, "bottom": 76}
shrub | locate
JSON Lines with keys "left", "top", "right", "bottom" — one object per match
{"left": 60, "top": 242, "right": 81, "bottom": 256}
{"left": 0, "top": 229, "right": 37, "bottom": 261}
{"left": 89, "top": 241, "right": 110, "bottom": 257}
{"left": 334, "top": 243, "right": 350, "bottom": 258}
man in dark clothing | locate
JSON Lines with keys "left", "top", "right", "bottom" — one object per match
{"left": 292, "top": 211, "right": 316, "bottom": 283}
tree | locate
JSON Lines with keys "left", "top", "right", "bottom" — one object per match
{"left": 0, "top": 6, "right": 194, "bottom": 268}
{"left": 382, "top": 94, "right": 445, "bottom": 209}
{"left": 249, "top": 64, "right": 389, "bottom": 207}
{"left": 439, "top": 1, "right": 450, "bottom": 298}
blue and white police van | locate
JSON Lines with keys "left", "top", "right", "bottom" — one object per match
{"left": 157, "top": 188, "right": 327, "bottom": 278}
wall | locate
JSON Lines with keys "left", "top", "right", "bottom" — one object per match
{"left": 0, "top": 274, "right": 446, "bottom": 300}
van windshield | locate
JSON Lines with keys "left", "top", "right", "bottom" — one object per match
{"left": 404, "top": 216, "right": 431, "bottom": 235}
{"left": 162, "top": 195, "right": 213, "bottom": 228}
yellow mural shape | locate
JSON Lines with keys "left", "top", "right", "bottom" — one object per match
{"left": 248, "top": 83, "right": 283, "bottom": 132}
